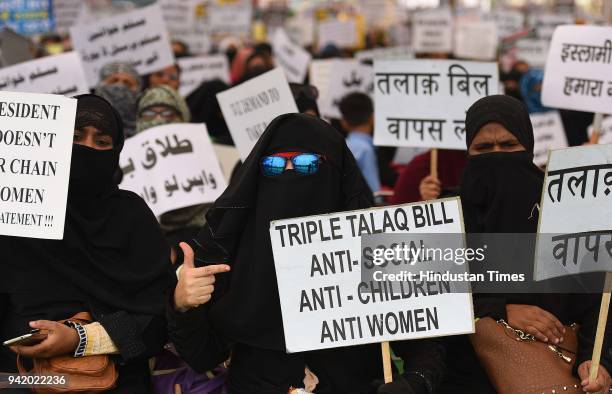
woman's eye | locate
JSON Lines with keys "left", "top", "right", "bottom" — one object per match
{"left": 96, "top": 139, "right": 111, "bottom": 147}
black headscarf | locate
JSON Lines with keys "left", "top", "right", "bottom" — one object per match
{"left": 191, "top": 113, "right": 373, "bottom": 350}
{"left": 2, "top": 94, "right": 171, "bottom": 318}
{"left": 461, "top": 95, "right": 543, "bottom": 233}
{"left": 185, "top": 79, "right": 233, "bottom": 145}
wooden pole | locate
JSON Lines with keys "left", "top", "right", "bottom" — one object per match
{"left": 588, "top": 272, "right": 612, "bottom": 383}
{"left": 589, "top": 113, "right": 604, "bottom": 144}
{"left": 381, "top": 341, "right": 393, "bottom": 383}
{"left": 430, "top": 148, "right": 438, "bottom": 179}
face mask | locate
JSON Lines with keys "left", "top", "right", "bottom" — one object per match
{"left": 69, "top": 144, "right": 118, "bottom": 197}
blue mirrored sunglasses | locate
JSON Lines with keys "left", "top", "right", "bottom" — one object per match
{"left": 261, "top": 153, "right": 324, "bottom": 177}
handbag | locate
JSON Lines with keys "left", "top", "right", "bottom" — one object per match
{"left": 16, "top": 312, "right": 118, "bottom": 394}
{"left": 470, "top": 317, "right": 582, "bottom": 394}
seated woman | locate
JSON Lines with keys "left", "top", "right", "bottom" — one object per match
{"left": 0, "top": 94, "right": 172, "bottom": 393}
{"left": 443, "top": 95, "right": 611, "bottom": 393}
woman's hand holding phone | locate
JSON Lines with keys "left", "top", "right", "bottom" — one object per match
{"left": 9, "top": 320, "right": 79, "bottom": 358}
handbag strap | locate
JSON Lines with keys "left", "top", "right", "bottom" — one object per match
{"left": 498, "top": 319, "right": 536, "bottom": 342}
{"left": 16, "top": 354, "right": 30, "bottom": 375}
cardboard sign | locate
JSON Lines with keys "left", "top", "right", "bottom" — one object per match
{"left": 272, "top": 28, "right": 312, "bottom": 83}
{"left": 0, "top": 0, "right": 54, "bottom": 36}
{"left": 270, "top": 198, "right": 474, "bottom": 352}
{"left": 588, "top": 116, "right": 612, "bottom": 145}
{"left": 0, "top": 52, "right": 89, "bottom": 96}
{"left": 0, "top": 91, "right": 76, "bottom": 239}
{"left": 217, "top": 68, "right": 298, "bottom": 160}
{"left": 319, "top": 59, "right": 373, "bottom": 119}
{"left": 177, "top": 55, "right": 230, "bottom": 97}
{"left": 542, "top": 25, "right": 612, "bottom": 115}
{"left": 531, "top": 111, "right": 568, "bottom": 167}
{"left": 412, "top": 8, "right": 453, "bottom": 54}
{"left": 355, "top": 46, "right": 415, "bottom": 62}
{"left": 514, "top": 39, "right": 549, "bottom": 68}
{"left": 317, "top": 19, "right": 358, "bottom": 49}
{"left": 453, "top": 22, "right": 498, "bottom": 61}
{"left": 119, "top": 123, "right": 227, "bottom": 217}
{"left": 535, "top": 144, "right": 612, "bottom": 280}
{"left": 483, "top": 10, "right": 524, "bottom": 40}
{"left": 374, "top": 59, "right": 498, "bottom": 149}
{"left": 70, "top": 4, "right": 175, "bottom": 87}
{"left": 528, "top": 13, "right": 573, "bottom": 40}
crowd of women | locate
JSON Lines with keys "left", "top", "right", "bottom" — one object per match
{"left": 0, "top": 35, "right": 611, "bottom": 394}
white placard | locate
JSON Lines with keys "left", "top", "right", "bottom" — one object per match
{"left": 453, "top": 22, "right": 498, "bottom": 61}
{"left": 317, "top": 19, "right": 358, "bottom": 49}
{"left": 309, "top": 59, "right": 334, "bottom": 117}
{"left": 0, "top": 52, "right": 89, "bottom": 96}
{"left": 319, "top": 59, "right": 373, "bottom": 119}
{"left": 514, "top": 39, "right": 549, "bottom": 68}
{"left": 216, "top": 68, "right": 298, "bottom": 160}
{"left": 588, "top": 116, "right": 612, "bottom": 145}
{"left": 207, "top": 0, "right": 253, "bottom": 37}
{"left": 411, "top": 8, "right": 453, "bottom": 54}
{"left": 160, "top": 0, "right": 211, "bottom": 56}
{"left": 177, "top": 55, "right": 230, "bottom": 97}
{"left": 483, "top": 10, "right": 524, "bottom": 39}
{"left": 355, "top": 46, "right": 415, "bottom": 62}
{"left": 541, "top": 25, "right": 612, "bottom": 115}
{"left": 528, "top": 13, "right": 573, "bottom": 40}
{"left": 374, "top": 59, "right": 498, "bottom": 149}
{"left": 272, "top": 29, "right": 312, "bottom": 84}
{"left": 270, "top": 198, "right": 474, "bottom": 352}
{"left": 53, "top": 0, "right": 86, "bottom": 34}
{"left": 119, "top": 123, "right": 226, "bottom": 217}
{"left": 535, "top": 144, "right": 612, "bottom": 280}
{"left": 531, "top": 111, "right": 568, "bottom": 167}
{"left": 70, "top": 4, "right": 175, "bottom": 87}
{"left": 0, "top": 91, "right": 77, "bottom": 239}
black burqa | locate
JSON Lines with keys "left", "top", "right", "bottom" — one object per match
{"left": 186, "top": 79, "right": 234, "bottom": 145}
{"left": 1, "top": 94, "right": 171, "bottom": 335}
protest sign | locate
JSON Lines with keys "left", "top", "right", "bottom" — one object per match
{"left": 0, "top": 52, "right": 89, "bottom": 96}
{"left": 119, "top": 123, "right": 226, "bottom": 217}
{"left": 309, "top": 59, "right": 334, "bottom": 117}
{"left": 531, "top": 111, "right": 568, "bottom": 167}
{"left": 0, "top": 91, "right": 77, "bottom": 239}
{"left": 374, "top": 59, "right": 498, "bottom": 149}
{"left": 0, "top": 28, "right": 34, "bottom": 67}
{"left": 160, "top": 0, "right": 211, "bottom": 56}
{"left": 53, "top": 0, "right": 85, "bottom": 33}
{"left": 535, "top": 144, "right": 612, "bottom": 280}
{"left": 528, "top": 13, "right": 573, "bottom": 40}
{"left": 177, "top": 55, "right": 230, "bottom": 97}
{"left": 319, "top": 59, "right": 373, "bottom": 119}
{"left": 514, "top": 39, "right": 549, "bottom": 68}
{"left": 453, "top": 22, "right": 498, "bottom": 61}
{"left": 355, "top": 46, "right": 415, "bottom": 62}
{"left": 317, "top": 19, "right": 358, "bottom": 49}
{"left": 0, "top": 0, "right": 54, "bottom": 36}
{"left": 588, "top": 116, "right": 612, "bottom": 145}
{"left": 217, "top": 68, "right": 298, "bottom": 160}
{"left": 270, "top": 198, "right": 474, "bottom": 352}
{"left": 542, "top": 25, "right": 612, "bottom": 115}
{"left": 483, "top": 10, "right": 524, "bottom": 40}
{"left": 411, "top": 8, "right": 453, "bottom": 54}
{"left": 272, "top": 29, "right": 312, "bottom": 83}
{"left": 70, "top": 4, "right": 175, "bottom": 87}
{"left": 207, "top": 0, "right": 253, "bottom": 38}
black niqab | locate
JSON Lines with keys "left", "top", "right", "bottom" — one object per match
{"left": 191, "top": 113, "right": 373, "bottom": 350}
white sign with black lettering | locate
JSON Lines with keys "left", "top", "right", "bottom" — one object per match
{"left": 272, "top": 29, "right": 312, "bottom": 83}
{"left": 588, "top": 116, "right": 612, "bottom": 145}
{"left": 483, "top": 10, "right": 524, "bottom": 40}
{"left": 0, "top": 91, "right": 77, "bottom": 239}
{"left": 412, "top": 8, "right": 453, "bottom": 54}
{"left": 542, "top": 25, "right": 612, "bottom": 115}
{"left": 319, "top": 60, "right": 373, "bottom": 119}
{"left": 453, "top": 22, "right": 498, "bottom": 61}
{"left": 70, "top": 4, "right": 175, "bottom": 87}
{"left": 355, "top": 46, "right": 415, "bottom": 62}
{"left": 178, "top": 55, "right": 230, "bottom": 97}
{"left": 119, "top": 123, "right": 226, "bottom": 217}
{"left": 207, "top": 0, "right": 253, "bottom": 37}
{"left": 270, "top": 198, "right": 474, "bottom": 352}
{"left": 0, "top": 52, "right": 89, "bottom": 96}
{"left": 535, "top": 145, "right": 612, "bottom": 280}
{"left": 531, "top": 111, "right": 568, "bottom": 167}
{"left": 374, "top": 59, "right": 498, "bottom": 149}
{"left": 514, "top": 39, "right": 549, "bottom": 68}
{"left": 217, "top": 68, "right": 298, "bottom": 160}
{"left": 317, "top": 19, "right": 358, "bottom": 49}
{"left": 528, "top": 13, "right": 573, "bottom": 40}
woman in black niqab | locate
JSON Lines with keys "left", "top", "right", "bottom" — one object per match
{"left": 0, "top": 94, "right": 172, "bottom": 393}
{"left": 168, "top": 113, "right": 385, "bottom": 393}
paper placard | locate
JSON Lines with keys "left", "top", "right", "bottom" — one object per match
{"left": 119, "top": 123, "right": 227, "bottom": 217}
{"left": 483, "top": 10, "right": 524, "bottom": 39}
{"left": 542, "top": 25, "right": 612, "bottom": 115}
{"left": 412, "top": 8, "right": 453, "bottom": 54}
{"left": 453, "top": 22, "right": 498, "bottom": 61}
{"left": 531, "top": 111, "right": 568, "bottom": 167}
{"left": 160, "top": 0, "right": 211, "bottom": 56}
{"left": 70, "top": 4, "right": 175, "bottom": 87}
{"left": 374, "top": 59, "right": 499, "bottom": 149}
{"left": 272, "top": 29, "right": 312, "bottom": 83}
{"left": 317, "top": 19, "right": 358, "bottom": 49}
{"left": 588, "top": 116, "right": 612, "bottom": 145}
{"left": 207, "top": 0, "right": 253, "bottom": 37}
{"left": 270, "top": 198, "right": 474, "bottom": 352}
{"left": 0, "top": 91, "right": 77, "bottom": 239}
{"left": 355, "top": 46, "right": 415, "bottom": 62}
{"left": 535, "top": 144, "right": 612, "bottom": 280}
{"left": 53, "top": 0, "right": 85, "bottom": 34}
{"left": 528, "top": 13, "right": 573, "bottom": 40}
{"left": 177, "top": 55, "right": 230, "bottom": 97}
{"left": 514, "top": 39, "right": 549, "bottom": 68}
{"left": 0, "top": 52, "right": 89, "bottom": 96}
{"left": 319, "top": 59, "right": 373, "bottom": 119}
{"left": 309, "top": 59, "right": 334, "bottom": 118}
{"left": 217, "top": 68, "right": 298, "bottom": 160}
